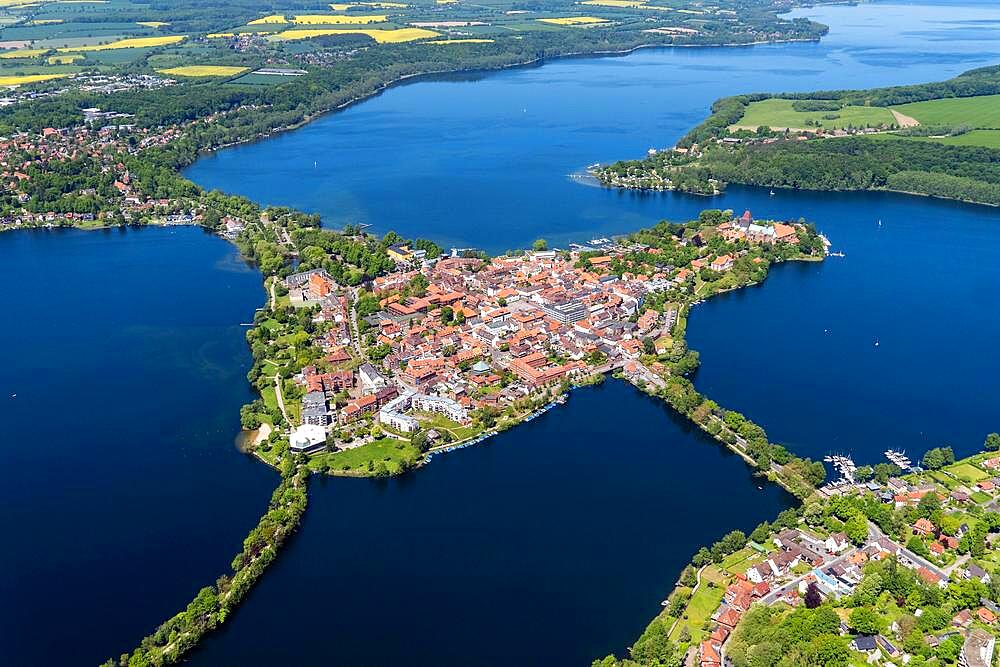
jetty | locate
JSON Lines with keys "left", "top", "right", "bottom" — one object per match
{"left": 885, "top": 449, "right": 914, "bottom": 470}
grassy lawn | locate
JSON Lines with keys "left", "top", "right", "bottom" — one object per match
{"left": 260, "top": 384, "right": 278, "bottom": 412}
{"left": 671, "top": 577, "right": 724, "bottom": 642}
{"left": 734, "top": 98, "right": 893, "bottom": 131}
{"left": 720, "top": 546, "right": 769, "bottom": 575}
{"left": 944, "top": 462, "right": 989, "bottom": 483}
{"left": 892, "top": 94, "right": 1000, "bottom": 128}
{"left": 414, "top": 411, "right": 481, "bottom": 441}
{"left": 972, "top": 491, "right": 993, "bottom": 504}
{"left": 310, "top": 437, "right": 419, "bottom": 475}
{"left": 928, "top": 470, "right": 959, "bottom": 490}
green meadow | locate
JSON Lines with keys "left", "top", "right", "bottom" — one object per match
{"left": 733, "top": 98, "right": 894, "bottom": 131}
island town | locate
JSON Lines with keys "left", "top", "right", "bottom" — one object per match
{"left": 236, "top": 208, "right": 824, "bottom": 482}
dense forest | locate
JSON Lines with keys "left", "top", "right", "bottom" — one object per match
{"left": 686, "top": 137, "right": 1000, "bottom": 205}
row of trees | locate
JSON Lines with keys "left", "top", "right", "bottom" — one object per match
{"left": 104, "top": 464, "right": 309, "bottom": 667}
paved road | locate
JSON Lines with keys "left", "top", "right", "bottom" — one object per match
{"left": 867, "top": 521, "right": 949, "bottom": 581}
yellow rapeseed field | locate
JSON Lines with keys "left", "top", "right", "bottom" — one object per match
{"left": 581, "top": 0, "right": 672, "bottom": 8}
{"left": 159, "top": 65, "right": 248, "bottom": 77}
{"left": 537, "top": 16, "right": 609, "bottom": 25}
{"left": 427, "top": 38, "right": 494, "bottom": 44}
{"left": 0, "top": 48, "right": 48, "bottom": 58}
{"left": 0, "top": 73, "right": 68, "bottom": 86}
{"left": 248, "top": 14, "right": 288, "bottom": 25}
{"left": 137, "top": 21, "right": 170, "bottom": 27}
{"left": 58, "top": 35, "right": 186, "bottom": 52}
{"left": 289, "top": 14, "right": 387, "bottom": 24}
{"left": 28, "top": 19, "right": 64, "bottom": 24}
{"left": 47, "top": 54, "right": 82, "bottom": 64}
{"left": 327, "top": 1, "right": 405, "bottom": 8}
{"left": 272, "top": 27, "right": 438, "bottom": 43}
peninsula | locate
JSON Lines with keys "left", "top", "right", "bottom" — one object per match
{"left": 595, "top": 64, "right": 1000, "bottom": 206}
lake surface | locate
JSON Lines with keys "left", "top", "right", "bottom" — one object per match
{"left": 0, "top": 227, "right": 277, "bottom": 665}
{"left": 5, "top": 1, "right": 1000, "bottom": 666}
{"left": 187, "top": 2, "right": 1000, "bottom": 251}
{"left": 189, "top": 380, "right": 793, "bottom": 666}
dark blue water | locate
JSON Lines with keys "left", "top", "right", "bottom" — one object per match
{"left": 186, "top": 2, "right": 1000, "bottom": 252}
{"left": 0, "top": 228, "right": 276, "bottom": 665}
{"left": 189, "top": 380, "right": 792, "bottom": 666}
{"left": 686, "top": 189, "right": 1000, "bottom": 463}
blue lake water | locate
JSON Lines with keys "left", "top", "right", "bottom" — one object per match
{"left": 190, "top": 379, "right": 793, "bottom": 666}
{"left": 187, "top": 2, "right": 1000, "bottom": 251}
{"left": 0, "top": 227, "right": 277, "bottom": 665}
{"left": 5, "top": 1, "right": 1000, "bottom": 665}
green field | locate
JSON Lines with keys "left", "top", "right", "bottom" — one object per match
{"left": 310, "top": 437, "right": 419, "bottom": 475}
{"left": 944, "top": 462, "right": 989, "bottom": 482}
{"left": 926, "top": 129, "right": 1000, "bottom": 148}
{"left": 670, "top": 574, "right": 724, "bottom": 642}
{"left": 734, "top": 98, "right": 894, "bottom": 131}
{"left": 892, "top": 94, "right": 1000, "bottom": 128}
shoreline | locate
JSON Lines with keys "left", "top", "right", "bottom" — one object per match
{"left": 189, "top": 35, "right": 824, "bottom": 162}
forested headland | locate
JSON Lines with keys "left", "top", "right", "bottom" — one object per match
{"left": 596, "top": 64, "right": 1000, "bottom": 206}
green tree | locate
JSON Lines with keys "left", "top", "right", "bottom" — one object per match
{"left": 532, "top": 238, "right": 548, "bottom": 251}
{"left": 921, "top": 446, "right": 955, "bottom": 470}
{"left": 848, "top": 607, "right": 883, "bottom": 635}
{"left": 906, "top": 535, "right": 930, "bottom": 558}
{"left": 750, "top": 521, "right": 771, "bottom": 543}
{"left": 844, "top": 513, "right": 868, "bottom": 545}
{"left": 985, "top": 432, "right": 1000, "bottom": 451}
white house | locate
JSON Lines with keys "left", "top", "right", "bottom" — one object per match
{"left": 825, "top": 532, "right": 850, "bottom": 553}
{"left": 290, "top": 424, "right": 327, "bottom": 454}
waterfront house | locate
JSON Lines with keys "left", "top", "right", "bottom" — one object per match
{"left": 710, "top": 254, "right": 733, "bottom": 272}
{"left": 289, "top": 424, "right": 327, "bottom": 454}
{"left": 746, "top": 562, "right": 772, "bottom": 584}
{"left": 715, "top": 606, "right": 742, "bottom": 629}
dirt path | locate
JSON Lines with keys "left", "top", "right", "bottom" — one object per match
{"left": 273, "top": 373, "right": 290, "bottom": 425}
{"left": 891, "top": 109, "right": 919, "bottom": 127}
